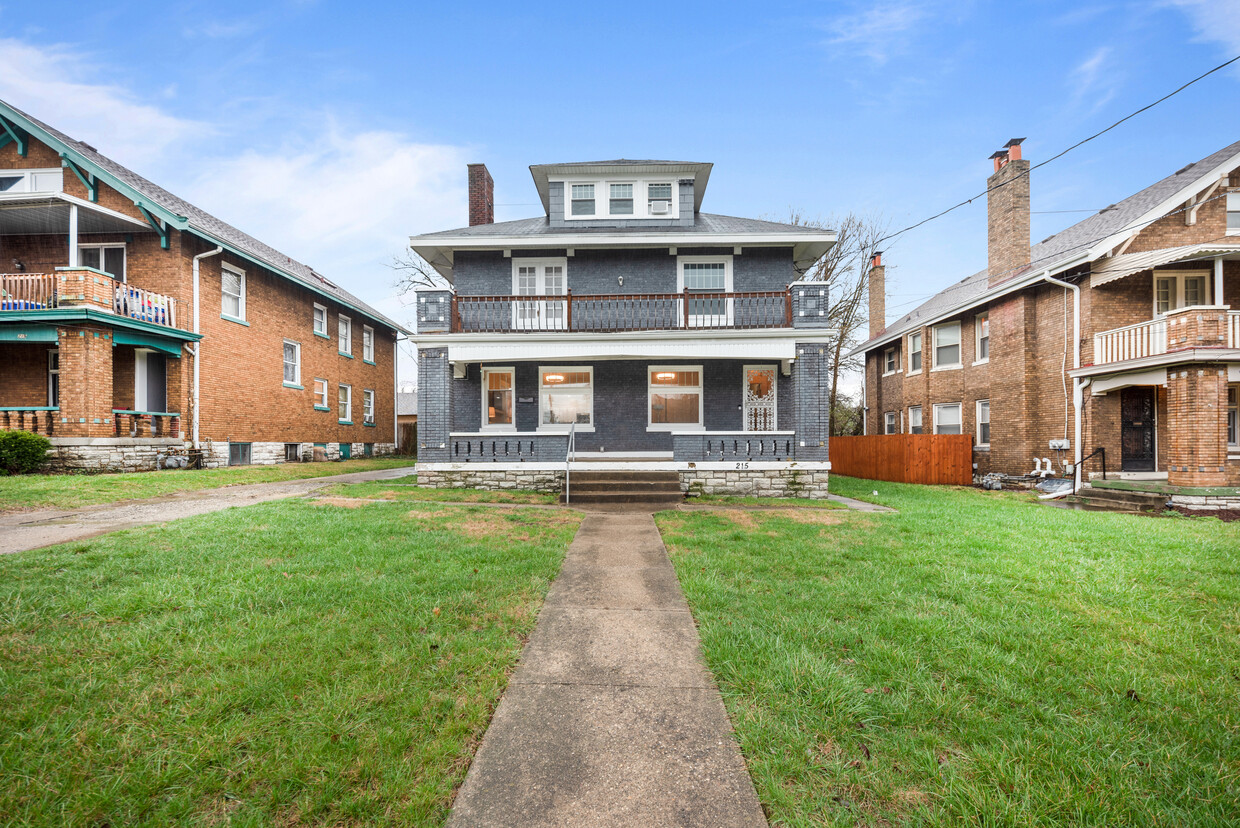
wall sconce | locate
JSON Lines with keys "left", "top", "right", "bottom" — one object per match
{"left": 618, "top": 275, "right": 624, "bottom": 286}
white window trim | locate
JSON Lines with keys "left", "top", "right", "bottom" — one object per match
{"left": 481, "top": 366, "right": 517, "bottom": 432}
{"left": 363, "top": 389, "right": 375, "bottom": 425}
{"left": 976, "top": 399, "right": 991, "bottom": 447}
{"left": 338, "top": 383, "right": 352, "bottom": 424}
{"left": 0, "top": 168, "right": 63, "bottom": 194}
{"left": 47, "top": 348, "right": 59, "bottom": 407}
{"left": 77, "top": 243, "right": 127, "bottom": 281}
{"left": 314, "top": 378, "right": 329, "bottom": 409}
{"left": 742, "top": 363, "right": 778, "bottom": 431}
{"left": 882, "top": 346, "right": 900, "bottom": 377}
{"left": 338, "top": 314, "right": 352, "bottom": 355}
{"left": 1227, "top": 192, "right": 1240, "bottom": 236}
{"left": 537, "top": 365, "right": 595, "bottom": 432}
{"left": 313, "top": 303, "right": 328, "bottom": 337}
{"left": 647, "top": 364, "right": 705, "bottom": 432}
{"left": 677, "top": 255, "right": 734, "bottom": 328}
{"left": 1227, "top": 385, "right": 1238, "bottom": 449}
{"left": 221, "top": 263, "right": 246, "bottom": 321}
{"left": 510, "top": 257, "right": 569, "bottom": 293}
{"left": 932, "top": 321, "right": 963, "bottom": 371}
{"left": 908, "top": 405, "right": 923, "bottom": 434}
{"left": 884, "top": 411, "right": 897, "bottom": 434}
{"left": 973, "top": 312, "right": 990, "bottom": 366}
{"left": 907, "top": 331, "right": 923, "bottom": 375}
{"left": 282, "top": 339, "right": 301, "bottom": 387}
{"left": 363, "top": 325, "right": 375, "bottom": 362}
{"left": 1152, "top": 269, "right": 1213, "bottom": 316}
{"left": 933, "top": 402, "right": 963, "bottom": 435}
{"left": 557, "top": 176, "right": 681, "bottom": 221}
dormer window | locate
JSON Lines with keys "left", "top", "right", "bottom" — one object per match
{"left": 648, "top": 182, "right": 673, "bottom": 214}
{"left": 609, "top": 183, "right": 634, "bottom": 215}
{"left": 570, "top": 184, "right": 595, "bottom": 216}
{"left": 0, "top": 168, "right": 63, "bottom": 194}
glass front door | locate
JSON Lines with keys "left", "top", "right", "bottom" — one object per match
{"left": 743, "top": 365, "right": 777, "bottom": 431}
{"left": 1120, "top": 387, "right": 1156, "bottom": 472}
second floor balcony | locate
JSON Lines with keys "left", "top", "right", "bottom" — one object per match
{"left": 1092, "top": 306, "right": 1240, "bottom": 366}
{"left": 0, "top": 271, "right": 179, "bottom": 329}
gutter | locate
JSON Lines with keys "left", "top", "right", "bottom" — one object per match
{"left": 191, "top": 246, "right": 223, "bottom": 449}
{"left": 1041, "top": 272, "right": 1083, "bottom": 494}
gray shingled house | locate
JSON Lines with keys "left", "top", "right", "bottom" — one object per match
{"left": 408, "top": 160, "right": 838, "bottom": 501}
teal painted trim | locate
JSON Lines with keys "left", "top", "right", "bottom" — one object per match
{"left": 363, "top": 422, "right": 376, "bottom": 428}
{"left": 338, "top": 420, "right": 353, "bottom": 426}
{"left": 0, "top": 114, "right": 27, "bottom": 157}
{"left": 0, "top": 406, "right": 58, "bottom": 412}
{"left": 112, "top": 409, "right": 180, "bottom": 417}
{"left": 136, "top": 204, "right": 170, "bottom": 249}
{"left": 61, "top": 156, "right": 98, "bottom": 202}
{"left": 314, "top": 405, "right": 331, "bottom": 412}
{"left": 0, "top": 308, "right": 201, "bottom": 341}
{"left": 0, "top": 325, "right": 59, "bottom": 342}
{"left": 111, "top": 328, "right": 184, "bottom": 356}
{"left": 314, "top": 331, "right": 330, "bottom": 339}
{"left": 221, "top": 314, "right": 250, "bottom": 327}
{"left": 363, "top": 359, "right": 376, "bottom": 366}
{"left": 283, "top": 382, "right": 304, "bottom": 390}
{"left": 339, "top": 351, "right": 354, "bottom": 359}
{"left": 0, "top": 134, "right": 11, "bottom": 152}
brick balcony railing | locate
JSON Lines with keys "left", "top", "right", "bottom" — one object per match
{"left": 0, "top": 406, "right": 58, "bottom": 435}
{"left": 0, "top": 270, "right": 178, "bottom": 329}
{"left": 1093, "top": 307, "right": 1240, "bottom": 365}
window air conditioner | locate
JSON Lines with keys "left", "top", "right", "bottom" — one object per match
{"left": 650, "top": 200, "right": 671, "bottom": 215}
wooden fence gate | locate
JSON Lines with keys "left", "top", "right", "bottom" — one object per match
{"left": 829, "top": 434, "right": 974, "bottom": 485}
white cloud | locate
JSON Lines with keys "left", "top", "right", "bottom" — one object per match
{"left": 0, "top": 38, "right": 203, "bottom": 167}
{"left": 1069, "top": 46, "right": 1119, "bottom": 113}
{"left": 1162, "top": 0, "right": 1240, "bottom": 54}
{"left": 823, "top": 2, "right": 931, "bottom": 64}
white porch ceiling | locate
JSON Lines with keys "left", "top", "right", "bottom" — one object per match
{"left": 1090, "top": 243, "right": 1240, "bottom": 287}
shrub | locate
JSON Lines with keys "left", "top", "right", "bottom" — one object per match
{"left": 0, "top": 430, "right": 52, "bottom": 475}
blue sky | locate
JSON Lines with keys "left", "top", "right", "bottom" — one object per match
{"left": 1, "top": 1, "right": 1238, "bottom": 385}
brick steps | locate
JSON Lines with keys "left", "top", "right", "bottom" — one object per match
{"left": 563, "top": 470, "right": 684, "bottom": 505}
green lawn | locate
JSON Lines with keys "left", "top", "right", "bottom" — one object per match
{"left": 0, "top": 457, "right": 417, "bottom": 513}
{"left": 690, "top": 494, "right": 845, "bottom": 510}
{"left": 0, "top": 499, "right": 581, "bottom": 825}
{"left": 656, "top": 477, "right": 1240, "bottom": 826}
{"left": 324, "top": 479, "right": 558, "bottom": 505}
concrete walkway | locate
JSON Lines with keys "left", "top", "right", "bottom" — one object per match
{"left": 448, "top": 512, "right": 767, "bottom": 828}
{"left": 0, "top": 466, "right": 416, "bottom": 555}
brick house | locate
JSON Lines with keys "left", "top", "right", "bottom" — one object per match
{"left": 0, "top": 98, "right": 407, "bottom": 469}
{"left": 409, "top": 160, "right": 838, "bottom": 497}
{"left": 856, "top": 139, "right": 1240, "bottom": 502}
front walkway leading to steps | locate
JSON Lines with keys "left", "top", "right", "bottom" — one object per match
{"left": 447, "top": 511, "right": 767, "bottom": 828}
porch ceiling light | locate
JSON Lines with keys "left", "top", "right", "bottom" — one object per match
{"left": 655, "top": 371, "right": 677, "bottom": 381}
{"left": 544, "top": 373, "right": 565, "bottom": 384}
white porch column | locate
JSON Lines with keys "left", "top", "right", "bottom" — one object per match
{"left": 68, "top": 204, "right": 78, "bottom": 267}
{"left": 1215, "top": 256, "right": 1225, "bottom": 306}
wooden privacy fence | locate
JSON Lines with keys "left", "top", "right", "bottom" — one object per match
{"left": 829, "top": 434, "right": 974, "bottom": 485}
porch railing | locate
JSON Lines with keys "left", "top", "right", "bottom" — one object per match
{"left": 451, "top": 289, "right": 792, "bottom": 333}
{"left": 448, "top": 432, "right": 569, "bottom": 462}
{"left": 0, "top": 406, "right": 58, "bottom": 435}
{"left": 0, "top": 273, "right": 57, "bottom": 310}
{"left": 113, "top": 410, "right": 181, "bottom": 438}
{"left": 1093, "top": 310, "right": 1240, "bottom": 365}
{"left": 672, "top": 431, "right": 797, "bottom": 462}
{"left": 115, "top": 285, "right": 177, "bottom": 328}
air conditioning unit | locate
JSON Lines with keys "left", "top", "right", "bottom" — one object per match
{"left": 650, "top": 200, "right": 671, "bottom": 215}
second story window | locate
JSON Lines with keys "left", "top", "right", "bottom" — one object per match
{"left": 1228, "top": 192, "right": 1240, "bottom": 235}
{"left": 221, "top": 264, "right": 245, "bottom": 321}
{"left": 313, "top": 303, "right": 328, "bottom": 337}
{"left": 679, "top": 256, "right": 733, "bottom": 327}
{"left": 363, "top": 325, "right": 375, "bottom": 362}
{"left": 78, "top": 244, "right": 125, "bottom": 281}
{"left": 1154, "top": 270, "right": 1211, "bottom": 315}
{"left": 883, "top": 347, "right": 897, "bottom": 375}
{"left": 609, "top": 183, "right": 634, "bottom": 215}
{"left": 933, "top": 322, "right": 961, "bottom": 369}
{"left": 282, "top": 340, "right": 301, "bottom": 386}
{"left": 0, "top": 168, "right": 63, "bottom": 193}
{"left": 570, "top": 184, "right": 595, "bottom": 216}
{"left": 648, "top": 182, "right": 673, "bottom": 214}
{"left": 908, "top": 331, "right": 922, "bottom": 372}
{"left": 338, "top": 315, "right": 352, "bottom": 355}
{"left": 975, "top": 313, "right": 990, "bottom": 362}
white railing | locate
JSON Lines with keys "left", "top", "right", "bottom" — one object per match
{"left": 115, "top": 284, "right": 177, "bottom": 328}
{"left": 0, "top": 273, "right": 56, "bottom": 309}
{"left": 1093, "top": 318, "right": 1168, "bottom": 365}
{"left": 564, "top": 422, "right": 577, "bottom": 504}
{"left": 1231, "top": 311, "right": 1240, "bottom": 349}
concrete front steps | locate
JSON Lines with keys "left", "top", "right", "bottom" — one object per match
{"left": 1059, "top": 485, "right": 1170, "bottom": 514}
{"left": 563, "top": 470, "right": 684, "bottom": 506}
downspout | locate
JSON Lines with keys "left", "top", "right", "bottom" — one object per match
{"left": 191, "top": 246, "right": 223, "bottom": 449}
{"left": 1041, "top": 273, "right": 1082, "bottom": 493}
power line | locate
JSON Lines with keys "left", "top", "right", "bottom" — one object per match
{"left": 876, "top": 52, "right": 1240, "bottom": 247}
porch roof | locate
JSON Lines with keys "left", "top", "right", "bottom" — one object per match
{"left": 1089, "top": 243, "right": 1240, "bottom": 287}
{"left": 0, "top": 308, "right": 202, "bottom": 356}
{"left": 0, "top": 192, "right": 150, "bottom": 235}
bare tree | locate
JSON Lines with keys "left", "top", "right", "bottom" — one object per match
{"left": 781, "top": 212, "right": 889, "bottom": 436}
{"left": 390, "top": 249, "right": 447, "bottom": 295}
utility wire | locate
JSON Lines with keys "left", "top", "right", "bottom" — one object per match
{"left": 876, "top": 52, "right": 1240, "bottom": 247}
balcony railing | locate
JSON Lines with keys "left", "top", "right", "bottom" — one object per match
{"left": 115, "top": 284, "right": 177, "bottom": 328}
{"left": 451, "top": 289, "right": 792, "bottom": 333}
{"left": 0, "top": 273, "right": 57, "bottom": 310}
{"left": 1093, "top": 309, "right": 1240, "bottom": 365}
{"left": 0, "top": 406, "right": 58, "bottom": 435}
{"left": 0, "top": 271, "right": 178, "bottom": 329}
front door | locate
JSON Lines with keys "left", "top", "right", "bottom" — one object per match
{"left": 1120, "top": 387, "right": 1156, "bottom": 472}
{"left": 744, "top": 365, "right": 777, "bottom": 432}
{"left": 135, "top": 350, "right": 167, "bottom": 413}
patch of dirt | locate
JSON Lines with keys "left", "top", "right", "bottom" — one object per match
{"left": 719, "top": 508, "right": 845, "bottom": 529}
{"left": 312, "top": 497, "right": 372, "bottom": 509}
{"left": 894, "top": 789, "right": 931, "bottom": 808}
{"left": 1171, "top": 506, "right": 1240, "bottom": 522}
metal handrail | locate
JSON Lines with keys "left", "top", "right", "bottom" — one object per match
{"left": 565, "top": 422, "right": 576, "bottom": 504}
{"left": 1080, "top": 446, "right": 1107, "bottom": 481}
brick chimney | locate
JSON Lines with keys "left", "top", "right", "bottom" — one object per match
{"left": 987, "top": 138, "right": 1030, "bottom": 286}
{"left": 468, "top": 163, "right": 494, "bottom": 226}
{"left": 868, "top": 252, "right": 886, "bottom": 338}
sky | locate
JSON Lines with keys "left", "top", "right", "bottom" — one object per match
{"left": 1, "top": 0, "right": 1238, "bottom": 388}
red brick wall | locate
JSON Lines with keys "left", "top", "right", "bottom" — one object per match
{"left": 0, "top": 343, "right": 54, "bottom": 406}
{"left": 1166, "top": 365, "right": 1230, "bottom": 487}
{"left": 55, "top": 325, "right": 115, "bottom": 437}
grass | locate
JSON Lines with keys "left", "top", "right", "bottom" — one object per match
{"left": 0, "top": 457, "right": 418, "bottom": 513}
{"left": 324, "top": 479, "right": 558, "bottom": 505}
{"left": 690, "top": 494, "right": 845, "bottom": 510}
{"left": 656, "top": 476, "right": 1240, "bottom": 826}
{"left": 0, "top": 498, "right": 581, "bottom": 825}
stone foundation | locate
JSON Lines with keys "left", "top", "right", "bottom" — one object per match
{"left": 417, "top": 466, "right": 566, "bottom": 493}
{"left": 1169, "top": 494, "right": 1240, "bottom": 511}
{"left": 681, "top": 468, "right": 830, "bottom": 498}
{"left": 47, "top": 439, "right": 397, "bottom": 472}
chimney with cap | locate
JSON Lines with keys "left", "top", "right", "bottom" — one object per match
{"left": 986, "top": 138, "right": 1030, "bottom": 286}
{"left": 868, "top": 252, "right": 886, "bottom": 338}
{"left": 468, "top": 163, "right": 494, "bottom": 226}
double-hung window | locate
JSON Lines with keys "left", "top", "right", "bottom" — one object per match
{"left": 908, "top": 405, "right": 923, "bottom": 434}
{"left": 338, "top": 315, "right": 352, "bottom": 355}
{"left": 647, "top": 182, "right": 673, "bottom": 214}
{"left": 313, "top": 304, "right": 328, "bottom": 337}
{"left": 933, "top": 402, "right": 962, "bottom": 435}
{"left": 976, "top": 400, "right": 991, "bottom": 446}
{"left": 570, "top": 183, "right": 595, "bottom": 216}
{"left": 363, "top": 326, "right": 375, "bottom": 362}
{"left": 0, "top": 168, "right": 63, "bottom": 193}
{"left": 883, "top": 347, "right": 898, "bottom": 375}
{"left": 884, "top": 412, "right": 897, "bottom": 434}
{"left": 975, "top": 313, "right": 989, "bottom": 362}
{"left": 908, "top": 331, "right": 922, "bottom": 373}
{"left": 649, "top": 367, "right": 703, "bottom": 431}
{"left": 363, "top": 389, "right": 375, "bottom": 425}
{"left": 539, "top": 367, "right": 593, "bottom": 430}
{"left": 78, "top": 244, "right": 126, "bottom": 281}
{"left": 314, "top": 378, "right": 329, "bottom": 410}
{"left": 338, "top": 384, "right": 352, "bottom": 424}
{"left": 282, "top": 340, "right": 301, "bottom": 387}
{"left": 1154, "top": 270, "right": 1211, "bottom": 314}
{"left": 1228, "top": 193, "right": 1240, "bottom": 235}
{"left": 609, "top": 183, "right": 634, "bottom": 215}
{"left": 482, "top": 367, "right": 515, "bottom": 430}
{"left": 221, "top": 264, "right": 245, "bottom": 321}
{"left": 1228, "top": 386, "right": 1238, "bottom": 448}
{"left": 679, "top": 256, "right": 732, "bottom": 327}
{"left": 933, "top": 322, "right": 961, "bottom": 369}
